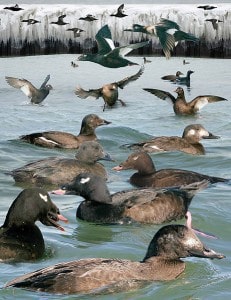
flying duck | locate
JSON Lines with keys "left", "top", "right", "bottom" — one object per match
{"left": 79, "top": 14, "right": 98, "bottom": 22}
{"left": 5, "top": 223, "right": 224, "bottom": 294}
{"left": 6, "top": 141, "right": 113, "bottom": 188}
{"left": 4, "top": 4, "right": 24, "bottom": 11}
{"left": 125, "top": 124, "right": 219, "bottom": 155}
{"left": 66, "top": 27, "right": 85, "bottom": 38}
{"left": 75, "top": 65, "right": 144, "bottom": 110}
{"left": 21, "top": 19, "right": 41, "bottom": 25}
{"left": 113, "top": 151, "right": 229, "bottom": 188}
{"left": 5, "top": 74, "right": 52, "bottom": 104}
{"left": 161, "top": 71, "right": 183, "bottom": 81}
{"left": 50, "top": 14, "right": 69, "bottom": 25}
{"left": 77, "top": 25, "right": 149, "bottom": 68}
{"left": 0, "top": 188, "right": 67, "bottom": 262}
{"left": 124, "top": 18, "right": 198, "bottom": 59}
{"left": 110, "top": 4, "right": 128, "bottom": 18}
{"left": 143, "top": 86, "right": 228, "bottom": 115}
{"left": 53, "top": 172, "right": 207, "bottom": 224}
{"left": 19, "top": 114, "right": 111, "bottom": 149}
{"left": 197, "top": 5, "right": 217, "bottom": 10}
{"left": 205, "top": 19, "right": 223, "bottom": 30}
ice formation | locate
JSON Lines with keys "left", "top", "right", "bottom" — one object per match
{"left": 0, "top": 4, "right": 230, "bottom": 57}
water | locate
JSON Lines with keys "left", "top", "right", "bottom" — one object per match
{"left": 0, "top": 51, "right": 231, "bottom": 299}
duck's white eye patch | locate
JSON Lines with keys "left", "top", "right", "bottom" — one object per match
{"left": 133, "top": 156, "right": 139, "bottom": 161}
{"left": 188, "top": 129, "right": 196, "bottom": 136}
{"left": 39, "top": 193, "right": 48, "bottom": 202}
{"left": 80, "top": 177, "right": 90, "bottom": 184}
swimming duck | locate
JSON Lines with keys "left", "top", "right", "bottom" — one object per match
{"left": 19, "top": 114, "right": 111, "bottom": 149}
{"left": 124, "top": 18, "right": 198, "bottom": 59}
{"left": 7, "top": 141, "right": 112, "bottom": 188}
{"left": 5, "top": 223, "right": 224, "bottom": 294}
{"left": 125, "top": 124, "right": 219, "bottom": 155}
{"left": 113, "top": 151, "right": 229, "bottom": 188}
{"left": 143, "top": 86, "right": 228, "bottom": 115}
{"left": 50, "top": 15, "right": 69, "bottom": 26}
{"left": 143, "top": 57, "right": 152, "bottom": 64}
{"left": 110, "top": 4, "right": 127, "bottom": 18}
{"left": 161, "top": 71, "right": 183, "bottom": 81}
{"left": 53, "top": 172, "right": 207, "bottom": 224}
{"left": 205, "top": 19, "right": 223, "bottom": 30}
{"left": 21, "top": 19, "right": 41, "bottom": 25}
{"left": 183, "top": 59, "right": 190, "bottom": 65}
{"left": 79, "top": 14, "right": 98, "bottom": 22}
{"left": 75, "top": 65, "right": 144, "bottom": 110}
{"left": 66, "top": 27, "right": 85, "bottom": 38}
{"left": 77, "top": 25, "right": 149, "bottom": 68}
{"left": 5, "top": 74, "right": 52, "bottom": 104}
{"left": 4, "top": 4, "right": 24, "bottom": 11}
{"left": 175, "top": 70, "right": 194, "bottom": 87}
{"left": 0, "top": 188, "right": 67, "bottom": 262}
{"left": 197, "top": 5, "right": 217, "bottom": 10}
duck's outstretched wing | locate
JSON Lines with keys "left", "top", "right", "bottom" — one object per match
{"left": 107, "top": 40, "right": 149, "bottom": 59}
{"left": 95, "top": 25, "right": 114, "bottom": 54}
{"left": 116, "top": 65, "right": 145, "bottom": 89}
{"left": 75, "top": 86, "right": 102, "bottom": 99}
{"left": 40, "top": 74, "right": 50, "bottom": 89}
{"left": 143, "top": 88, "right": 176, "bottom": 105}
{"left": 5, "top": 76, "right": 37, "bottom": 98}
{"left": 190, "top": 95, "right": 228, "bottom": 111}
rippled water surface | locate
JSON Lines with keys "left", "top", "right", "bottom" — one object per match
{"left": 0, "top": 53, "right": 231, "bottom": 299}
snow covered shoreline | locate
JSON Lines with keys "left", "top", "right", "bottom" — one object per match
{"left": 0, "top": 4, "right": 230, "bottom": 57}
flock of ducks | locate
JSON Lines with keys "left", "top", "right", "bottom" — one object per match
{"left": 1, "top": 3, "right": 229, "bottom": 296}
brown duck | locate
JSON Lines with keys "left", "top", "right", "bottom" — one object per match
{"left": 19, "top": 114, "right": 111, "bottom": 148}
{"left": 161, "top": 71, "right": 183, "bottom": 81}
{"left": 125, "top": 124, "right": 219, "bottom": 155}
{"left": 143, "top": 86, "right": 228, "bottom": 115}
{"left": 113, "top": 151, "right": 229, "bottom": 188}
{"left": 5, "top": 223, "right": 224, "bottom": 294}
{"left": 75, "top": 66, "right": 144, "bottom": 111}
{"left": 6, "top": 141, "right": 112, "bottom": 188}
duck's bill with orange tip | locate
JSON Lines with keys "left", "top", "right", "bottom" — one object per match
{"left": 42, "top": 211, "right": 68, "bottom": 231}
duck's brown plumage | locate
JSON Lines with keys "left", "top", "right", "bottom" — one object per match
{"left": 161, "top": 71, "right": 183, "bottom": 81}
{"left": 6, "top": 141, "right": 112, "bottom": 188}
{"left": 75, "top": 66, "right": 144, "bottom": 110}
{"left": 5, "top": 224, "right": 224, "bottom": 294}
{"left": 113, "top": 151, "right": 229, "bottom": 188}
{"left": 143, "top": 87, "right": 228, "bottom": 115}
{"left": 126, "top": 124, "right": 219, "bottom": 155}
{"left": 19, "top": 114, "right": 111, "bottom": 148}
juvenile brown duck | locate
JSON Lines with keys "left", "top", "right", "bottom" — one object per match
{"left": 53, "top": 172, "right": 207, "bottom": 224}
{"left": 125, "top": 124, "right": 219, "bottom": 155}
{"left": 6, "top": 141, "right": 112, "bottom": 188}
{"left": 19, "top": 114, "right": 111, "bottom": 148}
{"left": 5, "top": 75, "right": 52, "bottom": 104}
{"left": 75, "top": 66, "right": 144, "bottom": 110}
{"left": 143, "top": 87, "right": 228, "bottom": 115}
{"left": 0, "top": 188, "right": 67, "bottom": 262}
{"left": 113, "top": 151, "right": 229, "bottom": 188}
{"left": 5, "top": 223, "right": 224, "bottom": 294}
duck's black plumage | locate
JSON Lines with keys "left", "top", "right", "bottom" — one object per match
{"left": 0, "top": 188, "right": 67, "bottom": 262}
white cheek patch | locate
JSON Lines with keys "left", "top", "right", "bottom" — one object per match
{"left": 80, "top": 177, "right": 90, "bottom": 184}
{"left": 188, "top": 129, "right": 196, "bottom": 136}
{"left": 39, "top": 193, "right": 48, "bottom": 202}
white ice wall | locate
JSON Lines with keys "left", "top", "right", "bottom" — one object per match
{"left": 0, "top": 4, "right": 230, "bottom": 51}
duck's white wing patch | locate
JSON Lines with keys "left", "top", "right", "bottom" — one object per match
{"left": 194, "top": 97, "right": 209, "bottom": 111}
{"left": 38, "top": 137, "right": 59, "bottom": 145}
{"left": 104, "top": 38, "right": 115, "bottom": 50}
{"left": 39, "top": 193, "right": 48, "bottom": 202}
{"left": 21, "top": 85, "right": 33, "bottom": 98}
